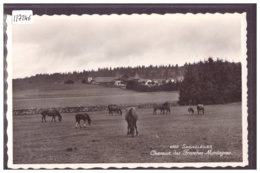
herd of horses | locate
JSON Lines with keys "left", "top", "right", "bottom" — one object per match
{"left": 40, "top": 103, "right": 205, "bottom": 137}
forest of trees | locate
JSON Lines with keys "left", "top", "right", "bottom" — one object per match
{"left": 178, "top": 58, "right": 241, "bottom": 105}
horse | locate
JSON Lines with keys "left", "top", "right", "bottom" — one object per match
{"left": 108, "top": 104, "right": 122, "bottom": 116}
{"left": 41, "top": 109, "right": 62, "bottom": 123}
{"left": 162, "top": 102, "right": 171, "bottom": 114}
{"left": 188, "top": 107, "right": 194, "bottom": 114}
{"left": 153, "top": 104, "right": 164, "bottom": 114}
{"left": 153, "top": 102, "right": 171, "bottom": 114}
{"left": 125, "top": 107, "right": 138, "bottom": 137}
{"left": 197, "top": 104, "right": 205, "bottom": 115}
{"left": 75, "top": 113, "right": 92, "bottom": 128}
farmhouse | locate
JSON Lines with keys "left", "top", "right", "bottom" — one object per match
{"left": 164, "top": 78, "right": 175, "bottom": 84}
{"left": 125, "top": 73, "right": 142, "bottom": 82}
{"left": 92, "top": 77, "right": 116, "bottom": 85}
{"left": 176, "top": 76, "right": 184, "bottom": 82}
{"left": 114, "top": 80, "right": 126, "bottom": 87}
{"left": 138, "top": 79, "right": 153, "bottom": 86}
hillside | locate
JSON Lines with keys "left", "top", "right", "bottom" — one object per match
{"left": 13, "top": 65, "right": 185, "bottom": 86}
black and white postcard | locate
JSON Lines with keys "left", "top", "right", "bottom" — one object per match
{"left": 3, "top": 4, "right": 256, "bottom": 169}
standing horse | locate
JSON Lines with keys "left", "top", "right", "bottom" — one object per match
{"left": 162, "top": 102, "right": 171, "bottom": 114}
{"left": 153, "top": 102, "right": 171, "bottom": 114}
{"left": 197, "top": 104, "right": 205, "bottom": 115}
{"left": 153, "top": 104, "right": 164, "bottom": 114}
{"left": 41, "top": 109, "right": 62, "bottom": 123}
{"left": 108, "top": 104, "right": 122, "bottom": 116}
{"left": 125, "top": 107, "right": 138, "bottom": 137}
{"left": 75, "top": 113, "right": 92, "bottom": 128}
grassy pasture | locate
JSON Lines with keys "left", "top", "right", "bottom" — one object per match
{"left": 13, "top": 103, "right": 242, "bottom": 164}
{"left": 13, "top": 83, "right": 179, "bottom": 109}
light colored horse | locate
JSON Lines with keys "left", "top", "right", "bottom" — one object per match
{"left": 125, "top": 107, "right": 138, "bottom": 137}
{"left": 75, "top": 113, "right": 92, "bottom": 128}
{"left": 197, "top": 104, "right": 205, "bottom": 115}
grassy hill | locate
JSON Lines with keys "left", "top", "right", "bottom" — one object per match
{"left": 13, "top": 83, "right": 179, "bottom": 110}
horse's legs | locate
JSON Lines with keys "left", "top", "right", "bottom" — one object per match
{"left": 83, "top": 120, "right": 87, "bottom": 128}
{"left": 162, "top": 108, "right": 165, "bottom": 115}
{"left": 135, "top": 123, "right": 138, "bottom": 136}
{"left": 153, "top": 108, "right": 156, "bottom": 115}
{"left": 127, "top": 124, "right": 130, "bottom": 135}
{"left": 79, "top": 120, "right": 82, "bottom": 128}
{"left": 76, "top": 119, "right": 80, "bottom": 128}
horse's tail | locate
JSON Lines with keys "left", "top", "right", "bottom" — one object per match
{"left": 87, "top": 114, "right": 92, "bottom": 125}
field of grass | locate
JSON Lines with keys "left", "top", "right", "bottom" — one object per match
{"left": 13, "top": 83, "right": 179, "bottom": 109}
{"left": 13, "top": 103, "right": 242, "bottom": 164}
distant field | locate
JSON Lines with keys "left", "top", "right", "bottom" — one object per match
{"left": 13, "top": 83, "right": 179, "bottom": 109}
{"left": 13, "top": 103, "right": 242, "bottom": 164}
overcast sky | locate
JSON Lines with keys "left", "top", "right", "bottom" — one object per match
{"left": 11, "top": 13, "right": 244, "bottom": 79}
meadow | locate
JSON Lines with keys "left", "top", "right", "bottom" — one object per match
{"left": 13, "top": 83, "right": 179, "bottom": 110}
{"left": 13, "top": 103, "right": 242, "bottom": 164}
{"left": 12, "top": 83, "right": 242, "bottom": 164}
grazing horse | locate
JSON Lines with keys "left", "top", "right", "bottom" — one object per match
{"left": 75, "top": 113, "right": 92, "bottom": 128}
{"left": 125, "top": 107, "right": 138, "bottom": 137}
{"left": 197, "top": 104, "right": 205, "bottom": 115}
{"left": 41, "top": 109, "right": 62, "bottom": 123}
{"left": 162, "top": 102, "right": 171, "bottom": 114}
{"left": 153, "top": 104, "right": 164, "bottom": 114}
{"left": 153, "top": 102, "right": 171, "bottom": 114}
{"left": 188, "top": 107, "right": 194, "bottom": 114}
{"left": 108, "top": 104, "right": 122, "bottom": 116}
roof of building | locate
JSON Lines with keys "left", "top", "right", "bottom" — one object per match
{"left": 93, "top": 77, "right": 116, "bottom": 83}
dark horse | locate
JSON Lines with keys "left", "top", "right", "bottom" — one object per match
{"left": 188, "top": 107, "right": 194, "bottom": 114}
{"left": 125, "top": 107, "right": 138, "bottom": 137}
{"left": 197, "top": 104, "right": 205, "bottom": 115}
{"left": 153, "top": 102, "right": 171, "bottom": 114}
{"left": 41, "top": 109, "right": 62, "bottom": 123}
{"left": 75, "top": 113, "right": 92, "bottom": 128}
{"left": 108, "top": 104, "right": 122, "bottom": 116}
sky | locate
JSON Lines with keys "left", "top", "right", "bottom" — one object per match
{"left": 10, "top": 13, "right": 244, "bottom": 79}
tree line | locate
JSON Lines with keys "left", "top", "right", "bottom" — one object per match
{"left": 14, "top": 58, "right": 242, "bottom": 105}
{"left": 178, "top": 58, "right": 241, "bottom": 105}
{"left": 14, "top": 64, "right": 185, "bottom": 85}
